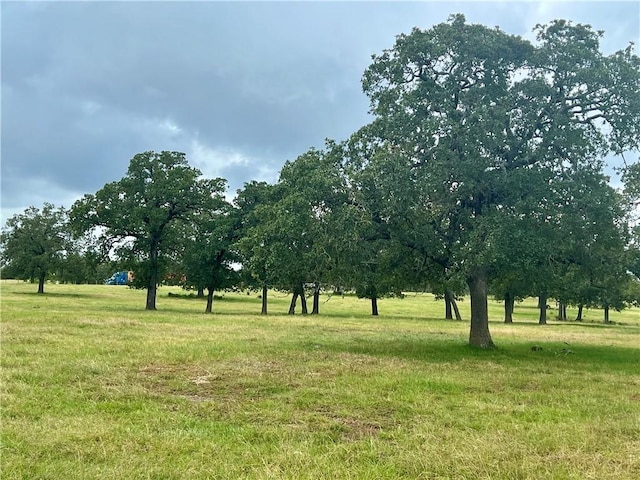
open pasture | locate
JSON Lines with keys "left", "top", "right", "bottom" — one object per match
{"left": 1, "top": 281, "right": 639, "bottom": 479}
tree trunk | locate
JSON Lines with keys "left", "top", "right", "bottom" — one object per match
{"left": 504, "top": 291, "right": 514, "bottom": 323}
{"left": 604, "top": 304, "right": 610, "bottom": 323}
{"left": 452, "top": 297, "right": 462, "bottom": 321}
{"left": 467, "top": 268, "right": 495, "bottom": 349}
{"left": 146, "top": 283, "right": 157, "bottom": 310}
{"left": 197, "top": 286, "right": 204, "bottom": 298}
{"left": 37, "top": 271, "right": 46, "bottom": 294}
{"left": 445, "top": 290, "right": 461, "bottom": 320}
{"left": 300, "top": 289, "right": 308, "bottom": 315}
{"left": 261, "top": 284, "right": 268, "bottom": 315}
{"left": 146, "top": 239, "right": 159, "bottom": 310}
{"left": 289, "top": 283, "right": 307, "bottom": 315}
{"left": 288, "top": 292, "right": 298, "bottom": 315}
{"left": 444, "top": 290, "right": 453, "bottom": 319}
{"left": 538, "top": 293, "right": 547, "bottom": 325}
{"left": 205, "top": 288, "right": 214, "bottom": 313}
{"left": 311, "top": 283, "right": 320, "bottom": 315}
{"left": 575, "top": 304, "right": 583, "bottom": 322}
{"left": 557, "top": 302, "right": 567, "bottom": 321}
{"left": 371, "top": 296, "right": 379, "bottom": 316}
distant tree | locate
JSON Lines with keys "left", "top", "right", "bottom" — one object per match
{"left": 276, "top": 145, "right": 352, "bottom": 315}
{"left": 622, "top": 160, "right": 640, "bottom": 281}
{"left": 273, "top": 150, "right": 322, "bottom": 314}
{"left": 247, "top": 186, "right": 310, "bottom": 315}
{"left": 0, "top": 203, "right": 69, "bottom": 293}
{"left": 488, "top": 164, "right": 572, "bottom": 324}
{"left": 235, "top": 181, "right": 280, "bottom": 315}
{"left": 240, "top": 147, "right": 349, "bottom": 316}
{"left": 52, "top": 229, "right": 109, "bottom": 284}
{"left": 624, "top": 276, "right": 640, "bottom": 308}
{"left": 182, "top": 186, "right": 240, "bottom": 313}
{"left": 339, "top": 134, "right": 423, "bottom": 315}
{"left": 554, "top": 171, "right": 631, "bottom": 322}
{"left": 70, "top": 151, "right": 222, "bottom": 310}
{"left": 55, "top": 251, "right": 88, "bottom": 284}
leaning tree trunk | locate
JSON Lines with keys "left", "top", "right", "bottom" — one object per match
{"left": 261, "top": 284, "right": 268, "bottom": 315}
{"left": 37, "top": 271, "right": 46, "bottom": 294}
{"left": 504, "top": 291, "right": 514, "bottom": 324}
{"left": 205, "top": 287, "right": 214, "bottom": 313}
{"left": 467, "top": 268, "right": 495, "bottom": 349}
{"left": 445, "top": 290, "right": 462, "bottom": 320}
{"left": 575, "top": 304, "right": 583, "bottom": 322}
{"left": 538, "top": 293, "right": 548, "bottom": 325}
{"left": 371, "top": 296, "right": 379, "bottom": 316}
{"left": 311, "top": 283, "right": 320, "bottom": 315}
{"left": 444, "top": 290, "right": 453, "bottom": 320}
{"left": 451, "top": 297, "right": 462, "bottom": 321}
{"left": 288, "top": 291, "right": 299, "bottom": 315}
{"left": 288, "top": 283, "right": 307, "bottom": 315}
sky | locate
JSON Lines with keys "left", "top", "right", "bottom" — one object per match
{"left": 2, "top": 0, "right": 639, "bottom": 223}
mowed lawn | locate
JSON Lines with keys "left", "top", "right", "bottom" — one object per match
{"left": 1, "top": 281, "right": 639, "bottom": 479}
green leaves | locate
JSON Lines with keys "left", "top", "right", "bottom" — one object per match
{"left": 358, "top": 14, "right": 640, "bottom": 343}
{"left": 70, "top": 151, "right": 225, "bottom": 309}
{"left": 6, "top": 16, "right": 638, "bottom": 329}
{"left": 1, "top": 203, "right": 69, "bottom": 293}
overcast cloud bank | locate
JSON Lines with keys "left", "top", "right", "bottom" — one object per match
{"left": 2, "top": 1, "right": 638, "bottom": 222}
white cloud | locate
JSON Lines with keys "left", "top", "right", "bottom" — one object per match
{"left": 187, "top": 139, "right": 280, "bottom": 199}
{"left": 189, "top": 140, "right": 249, "bottom": 177}
{"left": 158, "top": 119, "right": 182, "bottom": 136}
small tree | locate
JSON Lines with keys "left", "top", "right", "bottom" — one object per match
{"left": 1, "top": 203, "right": 69, "bottom": 293}
{"left": 182, "top": 186, "right": 240, "bottom": 313}
{"left": 235, "top": 181, "right": 280, "bottom": 315}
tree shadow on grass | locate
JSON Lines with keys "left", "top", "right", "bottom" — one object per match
{"left": 166, "top": 292, "right": 251, "bottom": 302}
{"left": 315, "top": 335, "right": 640, "bottom": 375}
{"left": 552, "top": 320, "right": 638, "bottom": 329}
{"left": 13, "top": 291, "right": 101, "bottom": 299}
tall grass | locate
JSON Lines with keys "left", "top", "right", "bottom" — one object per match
{"left": 1, "top": 281, "right": 639, "bottom": 479}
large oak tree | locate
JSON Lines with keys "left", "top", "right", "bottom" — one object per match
{"left": 361, "top": 15, "right": 640, "bottom": 347}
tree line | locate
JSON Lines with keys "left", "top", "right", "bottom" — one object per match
{"left": 2, "top": 16, "right": 640, "bottom": 348}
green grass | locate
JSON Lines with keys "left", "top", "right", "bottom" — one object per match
{"left": 1, "top": 281, "right": 639, "bottom": 479}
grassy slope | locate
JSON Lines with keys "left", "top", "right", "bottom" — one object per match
{"left": 1, "top": 281, "right": 639, "bottom": 479}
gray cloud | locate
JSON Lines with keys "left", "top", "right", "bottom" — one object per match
{"left": 2, "top": 1, "right": 638, "bottom": 221}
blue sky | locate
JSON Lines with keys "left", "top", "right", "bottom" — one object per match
{"left": 2, "top": 1, "right": 639, "bottom": 222}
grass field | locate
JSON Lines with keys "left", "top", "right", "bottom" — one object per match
{"left": 1, "top": 280, "right": 639, "bottom": 479}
